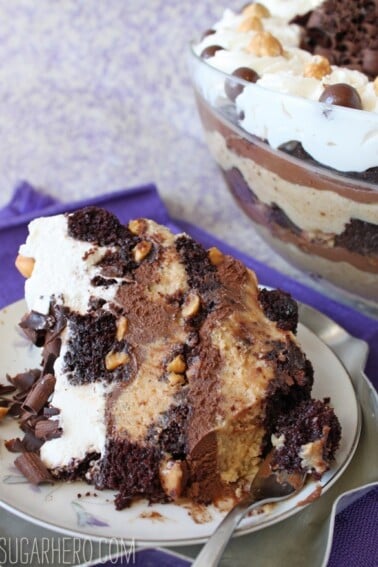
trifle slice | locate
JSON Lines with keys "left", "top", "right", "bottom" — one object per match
{"left": 10, "top": 206, "right": 341, "bottom": 509}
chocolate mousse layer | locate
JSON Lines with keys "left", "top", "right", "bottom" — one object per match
{"left": 197, "top": 97, "right": 378, "bottom": 205}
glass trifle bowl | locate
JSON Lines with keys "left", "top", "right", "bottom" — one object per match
{"left": 189, "top": 2, "right": 378, "bottom": 312}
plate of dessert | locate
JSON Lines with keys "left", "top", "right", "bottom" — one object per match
{"left": 0, "top": 207, "right": 360, "bottom": 545}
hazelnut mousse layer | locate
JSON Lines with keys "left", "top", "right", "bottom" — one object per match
{"left": 191, "top": 0, "right": 378, "bottom": 302}
{"left": 10, "top": 207, "right": 341, "bottom": 510}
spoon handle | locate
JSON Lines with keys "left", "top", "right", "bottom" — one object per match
{"left": 192, "top": 497, "right": 260, "bottom": 567}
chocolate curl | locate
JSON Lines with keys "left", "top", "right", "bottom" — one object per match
{"left": 7, "top": 401, "right": 24, "bottom": 418}
{"left": 19, "top": 410, "right": 36, "bottom": 427}
{"left": 41, "top": 352, "right": 58, "bottom": 377}
{"left": 43, "top": 406, "right": 60, "bottom": 417}
{"left": 0, "top": 384, "right": 16, "bottom": 396}
{"left": 8, "top": 369, "right": 40, "bottom": 393}
{"left": 20, "top": 429, "right": 44, "bottom": 452}
{"left": 5, "top": 438, "right": 25, "bottom": 453}
{"left": 14, "top": 452, "right": 53, "bottom": 485}
{"left": 4, "top": 429, "right": 44, "bottom": 453}
{"left": 19, "top": 311, "right": 51, "bottom": 347}
{"left": 22, "top": 374, "right": 56, "bottom": 415}
{"left": 35, "top": 419, "right": 62, "bottom": 441}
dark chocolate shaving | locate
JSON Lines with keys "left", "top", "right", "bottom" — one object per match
{"left": 19, "top": 428, "right": 45, "bottom": 452}
{"left": 7, "top": 402, "right": 24, "bottom": 418}
{"left": 35, "top": 419, "right": 62, "bottom": 441}
{"left": 5, "top": 419, "right": 46, "bottom": 453}
{"left": 19, "top": 311, "right": 52, "bottom": 346}
{"left": 22, "top": 374, "right": 56, "bottom": 415}
{"left": 43, "top": 406, "right": 60, "bottom": 417}
{"left": 4, "top": 438, "right": 25, "bottom": 453}
{"left": 14, "top": 452, "right": 54, "bottom": 485}
{"left": 41, "top": 353, "right": 58, "bottom": 377}
{"left": 8, "top": 369, "right": 40, "bottom": 393}
{"left": 0, "top": 384, "right": 16, "bottom": 396}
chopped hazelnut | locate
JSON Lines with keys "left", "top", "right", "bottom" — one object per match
{"left": 242, "top": 2, "right": 270, "bottom": 19}
{"left": 304, "top": 56, "right": 331, "bottom": 80}
{"left": 167, "top": 354, "right": 186, "bottom": 374}
{"left": 208, "top": 246, "right": 224, "bottom": 266}
{"left": 105, "top": 351, "right": 129, "bottom": 371}
{"left": 0, "top": 407, "right": 9, "bottom": 420}
{"left": 246, "top": 31, "right": 283, "bottom": 57}
{"left": 159, "top": 458, "right": 186, "bottom": 499}
{"left": 237, "top": 15, "right": 263, "bottom": 33}
{"left": 128, "top": 219, "right": 145, "bottom": 235}
{"left": 116, "top": 316, "right": 128, "bottom": 341}
{"left": 167, "top": 372, "right": 186, "bottom": 387}
{"left": 15, "top": 255, "right": 35, "bottom": 278}
{"left": 133, "top": 240, "right": 152, "bottom": 262}
{"left": 182, "top": 293, "right": 201, "bottom": 318}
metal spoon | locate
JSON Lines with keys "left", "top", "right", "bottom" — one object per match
{"left": 192, "top": 451, "right": 307, "bottom": 567}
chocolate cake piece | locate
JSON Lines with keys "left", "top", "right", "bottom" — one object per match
{"left": 13, "top": 207, "right": 341, "bottom": 509}
{"left": 271, "top": 398, "right": 342, "bottom": 478}
{"left": 291, "top": 0, "right": 378, "bottom": 80}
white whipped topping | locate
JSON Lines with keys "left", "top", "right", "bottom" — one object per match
{"left": 193, "top": 3, "right": 378, "bottom": 173}
{"left": 19, "top": 214, "right": 118, "bottom": 467}
{"left": 19, "top": 214, "right": 116, "bottom": 314}
{"left": 40, "top": 333, "right": 109, "bottom": 468}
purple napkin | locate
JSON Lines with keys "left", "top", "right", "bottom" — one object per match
{"left": 0, "top": 183, "right": 377, "bottom": 567}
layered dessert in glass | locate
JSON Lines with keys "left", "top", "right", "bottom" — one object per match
{"left": 190, "top": 0, "right": 378, "bottom": 308}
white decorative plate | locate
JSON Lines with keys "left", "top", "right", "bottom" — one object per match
{"left": 0, "top": 301, "right": 360, "bottom": 546}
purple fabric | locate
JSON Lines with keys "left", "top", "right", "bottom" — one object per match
{"left": 0, "top": 182, "right": 57, "bottom": 224}
{"left": 328, "top": 486, "right": 378, "bottom": 567}
{"left": 0, "top": 183, "right": 377, "bottom": 567}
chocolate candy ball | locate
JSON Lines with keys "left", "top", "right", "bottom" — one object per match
{"left": 319, "top": 83, "right": 362, "bottom": 110}
{"left": 200, "top": 45, "right": 224, "bottom": 60}
{"left": 201, "top": 29, "right": 216, "bottom": 41}
{"left": 225, "top": 67, "right": 260, "bottom": 102}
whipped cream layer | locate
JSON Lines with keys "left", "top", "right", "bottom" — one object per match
{"left": 19, "top": 214, "right": 119, "bottom": 468}
{"left": 40, "top": 345, "right": 109, "bottom": 468}
{"left": 19, "top": 215, "right": 117, "bottom": 315}
{"left": 193, "top": 2, "right": 378, "bottom": 173}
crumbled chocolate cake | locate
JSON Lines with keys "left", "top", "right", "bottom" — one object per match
{"left": 292, "top": 0, "right": 378, "bottom": 79}
{"left": 258, "top": 288, "right": 299, "bottom": 332}
{"left": 67, "top": 206, "right": 128, "bottom": 246}
{"left": 271, "top": 398, "right": 342, "bottom": 478}
{"left": 334, "top": 219, "right": 378, "bottom": 256}
{"left": 63, "top": 309, "right": 133, "bottom": 385}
